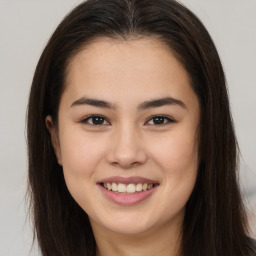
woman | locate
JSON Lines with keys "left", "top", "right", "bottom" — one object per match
{"left": 27, "top": 0, "right": 256, "bottom": 255}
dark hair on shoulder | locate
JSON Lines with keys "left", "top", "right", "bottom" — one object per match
{"left": 27, "top": 0, "right": 255, "bottom": 255}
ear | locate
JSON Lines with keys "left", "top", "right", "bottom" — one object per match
{"left": 45, "top": 115, "right": 62, "bottom": 165}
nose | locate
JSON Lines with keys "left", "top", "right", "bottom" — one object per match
{"left": 105, "top": 124, "right": 148, "bottom": 169}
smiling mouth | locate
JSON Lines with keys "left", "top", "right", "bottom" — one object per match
{"left": 97, "top": 177, "right": 159, "bottom": 205}
{"left": 99, "top": 182, "right": 158, "bottom": 194}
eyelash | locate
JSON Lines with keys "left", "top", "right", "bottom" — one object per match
{"left": 146, "top": 115, "right": 175, "bottom": 125}
{"left": 81, "top": 115, "right": 175, "bottom": 126}
{"left": 81, "top": 115, "right": 110, "bottom": 126}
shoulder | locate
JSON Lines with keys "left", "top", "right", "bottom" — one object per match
{"left": 247, "top": 237, "right": 256, "bottom": 254}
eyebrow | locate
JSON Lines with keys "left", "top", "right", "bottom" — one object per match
{"left": 71, "top": 97, "right": 116, "bottom": 109}
{"left": 70, "top": 96, "right": 187, "bottom": 110}
{"left": 138, "top": 97, "right": 186, "bottom": 110}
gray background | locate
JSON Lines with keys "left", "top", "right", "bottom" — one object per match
{"left": 0, "top": 1, "right": 255, "bottom": 255}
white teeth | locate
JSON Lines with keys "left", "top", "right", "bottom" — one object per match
{"left": 136, "top": 183, "right": 143, "bottom": 192}
{"left": 117, "top": 183, "right": 126, "bottom": 193}
{"left": 112, "top": 182, "right": 118, "bottom": 192}
{"left": 107, "top": 183, "right": 111, "bottom": 190}
{"left": 102, "top": 182, "right": 155, "bottom": 193}
{"left": 142, "top": 183, "right": 148, "bottom": 191}
{"left": 127, "top": 184, "right": 136, "bottom": 193}
{"left": 147, "top": 184, "right": 153, "bottom": 189}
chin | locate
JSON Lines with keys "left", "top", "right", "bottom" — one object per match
{"left": 103, "top": 222, "right": 153, "bottom": 235}
{"left": 90, "top": 210, "right": 163, "bottom": 236}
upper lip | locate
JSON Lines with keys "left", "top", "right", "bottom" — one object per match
{"left": 97, "top": 176, "right": 159, "bottom": 185}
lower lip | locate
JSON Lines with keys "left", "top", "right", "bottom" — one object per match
{"left": 98, "top": 185, "right": 157, "bottom": 206}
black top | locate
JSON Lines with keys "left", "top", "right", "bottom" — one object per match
{"left": 248, "top": 237, "right": 256, "bottom": 254}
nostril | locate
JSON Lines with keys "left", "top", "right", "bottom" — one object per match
{"left": 110, "top": 160, "right": 142, "bottom": 169}
{"left": 105, "top": 139, "right": 148, "bottom": 167}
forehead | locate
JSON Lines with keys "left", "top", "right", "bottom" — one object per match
{"left": 66, "top": 37, "right": 187, "bottom": 82}
{"left": 62, "top": 37, "right": 197, "bottom": 108}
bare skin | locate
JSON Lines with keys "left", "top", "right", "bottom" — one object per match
{"left": 92, "top": 208, "right": 183, "bottom": 256}
{"left": 46, "top": 37, "right": 200, "bottom": 256}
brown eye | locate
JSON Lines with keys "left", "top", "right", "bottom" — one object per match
{"left": 146, "top": 116, "right": 175, "bottom": 125}
{"left": 82, "top": 115, "right": 110, "bottom": 126}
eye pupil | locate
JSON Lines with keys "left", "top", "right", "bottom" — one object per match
{"left": 92, "top": 116, "right": 105, "bottom": 125}
{"left": 153, "top": 116, "right": 165, "bottom": 124}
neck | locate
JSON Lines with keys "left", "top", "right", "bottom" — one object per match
{"left": 91, "top": 216, "right": 183, "bottom": 256}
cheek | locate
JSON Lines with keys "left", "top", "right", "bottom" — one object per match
{"left": 147, "top": 130, "right": 198, "bottom": 219}
{"left": 148, "top": 128, "right": 198, "bottom": 200}
{"left": 59, "top": 128, "right": 107, "bottom": 181}
{"left": 149, "top": 129, "right": 198, "bottom": 174}
{"left": 58, "top": 129, "right": 108, "bottom": 215}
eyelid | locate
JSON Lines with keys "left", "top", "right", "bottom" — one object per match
{"left": 80, "top": 114, "right": 175, "bottom": 126}
{"left": 145, "top": 115, "right": 176, "bottom": 125}
{"left": 81, "top": 115, "right": 111, "bottom": 125}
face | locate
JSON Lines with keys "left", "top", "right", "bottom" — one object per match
{"left": 46, "top": 37, "right": 200, "bottom": 236}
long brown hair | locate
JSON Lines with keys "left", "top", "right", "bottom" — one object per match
{"left": 27, "top": 0, "right": 255, "bottom": 255}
